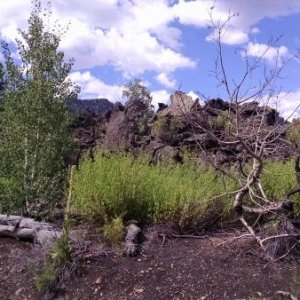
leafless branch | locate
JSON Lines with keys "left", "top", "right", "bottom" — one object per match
{"left": 182, "top": 8, "right": 300, "bottom": 257}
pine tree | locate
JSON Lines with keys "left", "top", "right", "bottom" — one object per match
{"left": 0, "top": 0, "right": 79, "bottom": 216}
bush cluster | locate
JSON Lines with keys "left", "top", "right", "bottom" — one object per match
{"left": 71, "top": 151, "right": 300, "bottom": 230}
{"left": 71, "top": 150, "right": 237, "bottom": 230}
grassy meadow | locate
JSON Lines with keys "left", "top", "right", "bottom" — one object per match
{"left": 70, "top": 151, "right": 300, "bottom": 231}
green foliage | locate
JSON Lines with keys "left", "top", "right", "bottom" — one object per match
{"left": 35, "top": 262, "right": 57, "bottom": 293}
{"left": 261, "top": 160, "right": 296, "bottom": 199}
{"left": 208, "top": 112, "right": 230, "bottom": 130}
{"left": 215, "top": 112, "right": 229, "bottom": 129}
{"left": 35, "top": 234, "right": 72, "bottom": 293}
{"left": 0, "top": 0, "right": 79, "bottom": 215}
{"left": 287, "top": 120, "right": 300, "bottom": 147}
{"left": 102, "top": 216, "right": 125, "bottom": 247}
{"left": 71, "top": 151, "right": 237, "bottom": 230}
{"left": 137, "top": 120, "right": 147, "bottom": 135}
{"left": 0, "top": 62, "right": 6, "bottom": 101}
{"left": 152, "top": 116, "right": 184, "bottom": 142}
{"left": 152, "top": 116, "right": 168, "bottom": 137}
{"left": 35, "top": 165, "right": 74, "bottom": 293}
{"left": 261, "top": 160, "right": 300, "bottom": 217}
{"left": 122, "top": 79, "right": 152, "bottom": 108}
{"left": 0, "top": 177, "right": 21, "bottom": 213}
{"left": 71, "top": 151, "right": 300, "bottom": 229}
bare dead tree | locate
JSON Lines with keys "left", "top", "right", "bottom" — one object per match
{"left": 182, "top": 9, "right": 300, "bottom": 257}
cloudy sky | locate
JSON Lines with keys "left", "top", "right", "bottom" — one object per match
{"left": 0, "top": 0, "right": 300, "bottom": 118}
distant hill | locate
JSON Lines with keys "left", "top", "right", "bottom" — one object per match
{"left": 68, "top": 98, "right": 114, "bottom": 115}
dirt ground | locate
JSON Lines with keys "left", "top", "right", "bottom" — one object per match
{"left": 1, "top": 229, "right": 300, "bottom": 300}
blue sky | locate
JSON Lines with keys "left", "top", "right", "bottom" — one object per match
{"left": 0, "top": 0, "right": 300, "bottom": 118}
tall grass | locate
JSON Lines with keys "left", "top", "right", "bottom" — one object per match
{"left": 261, "top": 160, "right": 300, "bottom": 216}
{"left": 71, "top": 151, "right": 237, "bottom": 230}
{"left": 71, "top": 151, "right": 300, "bottom": 230}
{"left": 262, "top": 160, "right": 296, "bottom": 199}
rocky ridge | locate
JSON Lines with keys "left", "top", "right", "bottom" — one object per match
{"left": 70, "top": 92, "right": 291, "bottom": 165}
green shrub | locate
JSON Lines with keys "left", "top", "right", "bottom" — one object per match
{"left": 102, "top": 216, "right": 125, "bottom": 247}
{"left": 35, "top": 165, "right": 74, "bottom": 293}
{"left": 262, "top": 160, "right": 296, "bottom": 199}
{"left": 35, "top": 263, "right": 57, "bottom": 293}
{"left": 35, "top": 234, "right": 72, "bottom": 293}
{"left": 0, "top": 176, "right": 22, "bottom": 214}
{"left": 287, "top": 120, "right": 300, "bottom": 147}
{"left": 71, "top": 150, "right": 300, "bottom": 229}
{"left": 207, "top": 112, "right": 230, "bottom": 131}
{"left": 152, "top": 116, "right": 184, "bottom": 142}
{"left": 71, "top": 150, "right": 237, "bottom": 230}
{"left": 261, "top": 160, "right": 300, "bottom": 217}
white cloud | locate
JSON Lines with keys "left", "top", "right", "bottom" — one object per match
{"left": 0, "top": 1, "right": 29, "bottom": 28}
{"left": 275, "top": 90, "right": 300, "bottom": 120}
{"left": 156, "top": 73, "right": 177, "bottom": 89}
{"left": 1, "top": 0, "right": 299, "bottom": 71}
{"left": 207, "top": 27, "right": 249, "bottom": 45}
{"left": 173, "top": 0, "right": 212, "bottom": 28}
{"left": 61, "top": 23, "right": 196, "bottom": 76}
{"left": 244, "top": 42, "right": 289, "bottom": 63}
{"left": 2, "top": 1, "right": 300, "bottom": 53}
{"left": 4, "top": 0, "right": 298, "bottom": 79}
{"left": 1, "top": 24, "right": 20, "bottom": 44}
{"left": 69, "top": 71, "right": 172, "bottom": 111}
{"left": 251, "top": 27, "right": 260, "bottom": 34}
{"left": 174, "top": 0, "right": 300, "bottom": 45}
{"left": 56, "top": 0, "right": 196, "bottom": 76}
{"left": 151, "top": 89, "right": 170, "bottom": 110}
{"left": 0, "top": 0, "right": 196, "bottom": 80}
{"left": 69, "top": 71, "right": 123, "bottom": 101}
{"left": 1, "top": 0, "right": 300, "bottom": 100}
{"left": 56, "top": 0, "right": 197, "bottom": 76}
{"left": 187, "top": 91, "right": 200, "bottom": 102}
{"left": 153, "top": 25, "right": 182, "bottom": 50}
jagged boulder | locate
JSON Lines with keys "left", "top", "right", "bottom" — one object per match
{"left": 68, "top": 99, "right": 113, "bottom": 165}
{"left": 104, "top": 100, "right": 153, "bottom": 151}
{"left": 158, "top": 91, "right": 195, "bottom": 117}
{"left": 143, "top": 140, "right": 182, "bottom": 163}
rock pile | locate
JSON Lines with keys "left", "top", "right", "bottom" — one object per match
{"left": 69, "top": 92, "right": 291, "bottom": 165}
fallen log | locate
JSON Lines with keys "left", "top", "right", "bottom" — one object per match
{"left": 0, "top": 214, "right": 62, "bottom": 247}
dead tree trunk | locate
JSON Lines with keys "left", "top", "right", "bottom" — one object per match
{"left": 182, "top": 8, "right": 300, "bottom": 258}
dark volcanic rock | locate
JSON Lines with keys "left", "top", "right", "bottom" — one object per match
{"left": 68, "top": 98, "right": 113, "bottom": 115}
{"left": 69, "top": 92, "right": 292, "bottom": 165}
{"left": 204, "top": 98, "right": 229, "bottom": 111}
{"left": 104, "top": 100, "right": 153, "bottom": 151}
{"left": 144, "top": 140, "right": 182, "bottom": 163}
{"left": 68, "top": 98, "right": 113, "bottom": 165}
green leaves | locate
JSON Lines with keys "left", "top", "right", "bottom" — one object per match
{"left": 122, "top": 79, "right": 152, "bottom": 108}
{"left": 0, "top": 0, "right": 78, "bottom": 216}
{"left": 71, "top": 151, "right": 237, "bottom": 230}
{"left": 0, "top": 62, "right": 5, "bottom": 100}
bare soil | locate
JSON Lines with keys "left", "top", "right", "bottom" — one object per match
{"left": 1, "top": 230, "right": 300, "bottom": 300}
